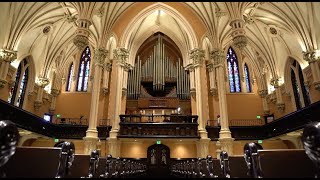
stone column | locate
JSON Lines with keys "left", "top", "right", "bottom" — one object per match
{"left": 107, "top": 138, "right": 121, "bottom": 157}
{"left": 303, "top": 50, "right": 320, "bottom": 90}
{"left": 258, "top": 89, "right": 270, "bottom": 115}
{"left": 49, "top": 89, "right": 60, "bottom": 114}
{"left": 186, "top": 63, "right": 196, "bottom": 95}
{"left": 109, "top": 48, "right": 129, "bottom": 138}
{"left": 102, "top": 62, "right": 112, "bottom": 95}
{"left": 271, "top": 77, "right": 285, "bottom": 112}
{"left": 34, "top": 77, "right": 50, "bottom": 111}
{"left": 210, "top": 48, "right": 234, "bottom": 155}
{"left": 207, "top": 63, "right": 217, "bottom": 96}
{"left": 0, "top": 49, "right": 17, "bottom": 88}
{"left": 83, "top": 48, "right": 108, "bottom": 155}
{"left": 190, "top": 48, "right": 211, "bottom": 158}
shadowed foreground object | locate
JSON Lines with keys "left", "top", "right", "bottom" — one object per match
{"left": 302, "top": 122, "right": 320, "bottom": 178}
{"left": 0, "top": 120, "right": 19, "bottom": 178}
{"left": 54, "top": 141, "right": 76, "bottom": 178}
{"left": 243, "top": 142, "right": 263, "bottom": 178}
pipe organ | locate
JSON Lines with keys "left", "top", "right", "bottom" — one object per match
{"left": 127, "top": 33, "right": 190, "bottom": 100}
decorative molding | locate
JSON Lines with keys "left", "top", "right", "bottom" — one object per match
{"left": 102, "top": 87, "right": 109, "bottom": 96}
{"left": 189, "top": 48, "right": 205, "bottom": 67}
{"left": 94, "top": 48, "right": 108, "bottom": 66}
{"left": 303, "top": 50, "right": 320, "bottom": 64}
{"left": 314, "top": 81, "right": 320, "bottom": 91}
{"left": 270, "top": 77, "right": 279, "bottom": 88}
{"left": 37, "top": 77, "right": 50, "bottom": 88}
{"left": 258, "top": 89, "right": 268, "bottom": 98}
{"left": 215, "top": 8, "right": 227, "bottom": 18}
{"left": 73, "top": 35, "right": 89, "bottom": 50}
{"left": 104, "top": 62, "right": 112, "bottom": 71}
{"left": 34, "top": 100, "right": 42, "bottom": 111}
{"left": 210, "top": 48, "right": 225, "bottom": 67}
{"left": 276, "top": 103, "right": 285, "bottom": 112}
{"left": 0, "top": 49, "right": 17, "bottom": 63}
{"left": 51, "top": 89, "right": 60, "bottom": 97}
{"left": 210, "top": 88, "right": 218, "bottom": 96}
{"left": 113, "top": 48, "right": 129, "bottom": 65}
{"left": 0, "top": 79, "right": 6, "bottom": 88}
{"left": 64, "top": 13, "right": 76, "bottom": 23}
{"left": 233, "top": 35, "right": 248, "bottom": 50}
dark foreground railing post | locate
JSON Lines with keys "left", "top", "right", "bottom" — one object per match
{"left": 302, "top": 122, "right": 320, "bottom": 178}
{"left": 220, "top": 151, "right": 231, "bottom": 178}
{"left": 54, "top": 141, "right": 75, "bottom": 178}
{"left": 243, "top": 142, "right": 263, "bottom": 178}
{"left": 0, "top": 120, "right": 20, "bottom": 178}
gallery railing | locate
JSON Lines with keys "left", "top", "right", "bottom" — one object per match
{"left": 118, "top": 114, "right": 199, "bottom": 138}
{"left": 206, "top": 100, "right": 320, "bottom": 140}
{"left": 0, "top": 99, "right": 112, "bottom": 139}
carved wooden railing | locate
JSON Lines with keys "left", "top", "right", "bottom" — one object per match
{"left": 0, "top": 99, "right": 112, "bottom": 139}
{"left": 207, "top": 119, "right": 264, "bottom": 127}
{"left": 118, "top": 114, "right": 199, "bottom": 138}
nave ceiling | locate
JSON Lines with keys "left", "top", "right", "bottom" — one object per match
{"left": 0, "top": 2, "right": 319, "bottom": 93}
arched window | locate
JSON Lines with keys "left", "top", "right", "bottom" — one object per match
{"left": 290, "top": 60, "right": 311, "bottom": 110}
{"left": 8, "top": 59, "right": 29, "bottom": 108}
{"left": 227, "top": 47, "right": 241, "bottom": 93}
{"left": 77, "top": 47, "right": 91, "bottom": 92}
{"left": 66, "top": 62, "right": 73, "bottom": 92}
{"left": 244, "top": 63, "right": 251, "bottom": 93}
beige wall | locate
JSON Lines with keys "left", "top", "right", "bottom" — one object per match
{"left": 26, "top": 137, "right": 291, "bottom": 158}
{"left": 55, "top": 92, "right": 92, "bottom": 120}
{"left": 226, "top": 93, "right": 263, "bottom": 121}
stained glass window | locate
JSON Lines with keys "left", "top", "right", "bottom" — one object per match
{"left": 8, "top": 63, "right": 21, "bottom": 104}
{"left": 291, "top": 59, "right": 311, "bottom": 109}
{"left": 77, "top": 47, "right": 91, "bottom": 91}
{"left": 66, "top": 63, "right": 73, "bottom": 91}
{"left": 8, "top": 59, "right": 28, "bottom": 108}
{"left": 227, "top": 47, "right": 241, "bottom": 92}
{"left": 244, "top": 63, "right": 251, "bottom": 93}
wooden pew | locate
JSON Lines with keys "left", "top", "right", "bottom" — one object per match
{"left": 257, "top": 149, "right": 315, "bottom": 178}
{"left": 2, "top": 146, "right": 62, "bottom": 178}
{"left": 66, "top": 154, "right": 90, "bottom": 178}
{"left": 228, "top": 155, "right": 251, "bottom": 178}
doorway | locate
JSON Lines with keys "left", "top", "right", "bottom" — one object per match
{"left": 147, "top": 144, "right": 171, "bottom": 177}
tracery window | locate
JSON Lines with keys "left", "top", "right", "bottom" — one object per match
{"left": 227, "top": 47, "right": 241, "bottom": 93}
{"left": 77, "top": 47, "right": 91, "bottom": 92}
{"left": 8, "top": 59, "right": 29, "bottom": 108}
{"left": 244, "top": 63, "right": 251, "bottom": 93}
{"left": 66, "top": 63, "right": 73, "bottom": 91}
{"left": 290, "top": 60, "right": 311, "bottom": 110}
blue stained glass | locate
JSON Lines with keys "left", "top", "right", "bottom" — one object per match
{"left": 77, "top": 46, "right": 91, "bottom": 91}
{"left": 16, "top": 71, "right": 27, "bottom": 107}
{"left": 66, "top": 63, "right": 73, "bottom": 91}
{"left": 244, "top": 63, "right": 251, "bottom": 93}
{"left": 227, "top": 47, "right": 241, "bottom": 93}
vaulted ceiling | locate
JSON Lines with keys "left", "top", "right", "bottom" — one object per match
{"left": 0, "top": 2, "right": 319, "bottom": 92}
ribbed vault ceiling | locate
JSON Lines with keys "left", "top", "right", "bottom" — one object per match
{"left": 0, "top": 2, "right": 319, "bottom": 90}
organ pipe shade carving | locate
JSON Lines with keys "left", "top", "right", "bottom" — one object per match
{"left": 127, "top": 33, "right": 190, "bottom": 100}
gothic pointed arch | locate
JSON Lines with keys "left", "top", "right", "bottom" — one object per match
{"left": 76, "top": 46, "right": 91, "bottom": 92}
{"left": 227, "top": 47, "right": 241, "bottom": 93}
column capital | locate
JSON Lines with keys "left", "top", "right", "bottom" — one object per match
{"left": 206, "top": 63, "right": 215, "bottom": 72}
{"left": 73, "top": 35, "right": 89, "bottom": 50}
{"left": 94, "top": 48, "right": 108, "bottom": 66}
{"left": 0, "top": 49, "right": 17, "bottom": 63}
{"left": 104, "top": 62, "right": 112, "bottom": 71}
{"left": 229, "top": 18, "right": 247, "bottom": 50}
{"left": 276, "top": 102, "right": 285, "bottom": 112}
{"left": 185, "top": 63, "right": 195, "bottom": 72}
{"left": 270, "top": 77, "right": 280, "bottom": 88}
{"left": 122, "top": 63, "right": 133, "bottom": 72}
{"left": 51, "top": 88, "right": 60, "bottom": 97}
{"left": 258, "top": 89, "right": 268, "bottom": 98}
{"left": 189, "top": 48, "right": 205, "bottom": 67}
{"left": 113, "top": 47, "right": 129, "bottom": 64}
{"left": 303, "top": 50, "right": 320, "bottom": 64}
{"left": 210, "top": 48, "right": 225, "bottom": 67}
{"left": 37, "top": 77, "right": 50, "bottom": 88}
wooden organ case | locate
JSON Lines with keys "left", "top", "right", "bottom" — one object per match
{"left": 126, "top": 33, "right": 191, "bottom": 118}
